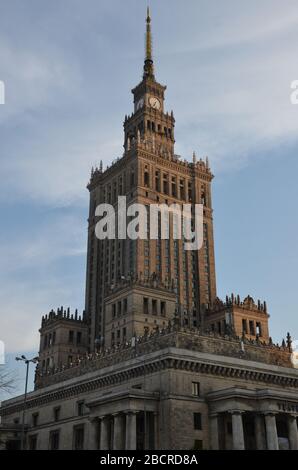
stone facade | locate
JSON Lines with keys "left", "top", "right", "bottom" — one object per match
{"left": 205, "top": 295, "right": 270, "bottom": 343}
{"left": 38, "top": 309, "right": 88, "bottom": 373}
{"left": 1, "top": 329, "right": 298, "bottom": 450}
{"left": 84, "top": 10, "right": 217, "bottom": 349}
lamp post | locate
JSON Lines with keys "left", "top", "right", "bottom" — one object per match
{"left": 15, "top": 355, "right": 39, "bottom": 450}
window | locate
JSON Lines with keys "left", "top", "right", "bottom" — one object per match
{"left": 161, "top": 301, "right": 166, "bottom": 317}
{"left": 77, "top": 331, "right": 82, "bottom": 345}
{"left": 256, "top": 322, "right": 262, "bottom": 337}
{"left": 172, "top": 178, "right": 177, "bottom": 197}
{"left": 152, "top": 299, "right": 157, "bottom": 315}
{"left": 180, "top": 179, "right": 185, "bottom": 200}
{"left": 53, "top": 407, "right": 61, "bottom": 422}
{"left": 73, "top": 425, "right": 85, "bottom": 450}
{"left": 194, "top": 440, "right": 203, "bottom": 450}
{"left": 68, "top": 355, "right": 73, "bottom": 365}
{"left": 194, "top": 413, "right": 202, "bottom": 430}
{"left": 49, "top": 430, "right": 60, "bottom": 450}
{"left": 32, "top": 413, "right": 39, "bottom": 427}
{"left": 77, "top": 401, "right": 85, "bottom": 417}
{"left": 112, "top": 304, "right": 116, "bottom": 318}
{"left": 123, "top": 298, "right": 128, "bottom": 314}
{"left": 163, "top": 174, "right": 168, "bottom": 195}
{"left": 188, "top": 182, "right": 192, "bottom": 201}
{"left": 249, "top": 320, "right": 255, "bottom": 336}
{"left": 117, "top": 301, "right": 122, "bottom": 317}
{"left": 201, "top": 189, "right": 206, "bottom": 206}
{"left": 155, "top": 171, "right": 160, "bottom": 192}
{"left": 242, "top": 319, "right": 248, "bottom": 334}
{"left": 143, "top": 298, "right": 149, "bottom": 315}
{"left": 68, "top": 330, "right": 74, "bottom": 343}
{"left": 192, "top": 382, "right": 200, "bottom": 397}
{"left": 28, "top": 435, "right": 38, "bottom": 450}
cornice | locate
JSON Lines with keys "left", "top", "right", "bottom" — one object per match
{"left": 1, "top": 347, "right": 297, "bottom": 417}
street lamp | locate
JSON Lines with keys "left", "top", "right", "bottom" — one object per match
{"left": 15, "top": 355, "right": 39, "bottom": 450}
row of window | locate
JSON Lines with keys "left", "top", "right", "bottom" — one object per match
{"left": 29, "top": 425, "right": 84, "bottom": 451}
{"left": 102, "top": 170, "right": 135, "bottom": 204}
{"left": 99, "top": 166, "right": 209, "bottom": 206}
{"left": 209, "top": 318, "right": 263, "bottom": 337}
{"left": 42, "top": 330, "right": 82, "bottom": 350}
{"left": 143, "top": 298, "right": 167, "bottom": 316}
{"left": 112, "top": 299, "right": 128, "bottom": 318}
{"left": 29, "top": 419, "right": 202, "bottom": 451}
{"left": 149, "top": 170, "right": 194, "bottom": 201}
{"left": 242, "top": 319, "right": 262, "bottom": 336}
{"left": 111, "top": 327, "right": 126, "bottom": 345}
{"left": 126, "top": 120, "right": 172, "bottom": 141}
{"left": 31, "top": 401, "right": 85, "bottom": 428}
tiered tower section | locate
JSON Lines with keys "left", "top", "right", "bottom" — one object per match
{"left": 38, "top": 308, "right": 88, "bottom": 374}
{"left": 85, "top": 10, "right": 217, "bottom": 349}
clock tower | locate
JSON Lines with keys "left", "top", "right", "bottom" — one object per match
{"left": 124, "top": 8, "right": 175, "bottom": 158}
{"left": 86, "top": 8, "right": 217, "bottom": 350}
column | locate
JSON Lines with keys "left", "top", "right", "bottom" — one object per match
{"left": 254, "top": 414, "right": 266, "bottom": 450}
{"left": 209, "top": 414, "right": 219, "bottom": 450}
{"left": 231, "top": 411, "right": 245, "bottom": 450}
{"left": 125, "top": 411, "right": 137, "bottom": 450}
{"left": 144, "top": 412, "right": 150, "bottom": 450}
{"left": 89, "top": 418, "right": 99, "bottom": 450}
{"left": 100, "top": 416, "right": 110, "bottom": 450}
{"left": 113, "top": 414, "right": 124, "bottom": 450}
{"left": 265, "top": 413, "right": 279, "bottom": 450}
{"left": 288, "top": 415, "right": 298, "bottom": 450}
{"left": 153, "top": 412, "right": 158, "bottom": 450}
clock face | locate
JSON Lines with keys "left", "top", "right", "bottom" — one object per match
{"left": 136, "top": 98, "right": 144, "bottom": 110}
{"left": 149, "top": 96, "right": 161, "bottom": 110}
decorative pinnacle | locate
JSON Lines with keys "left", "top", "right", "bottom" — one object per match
{"left": 144, "top": 7, "right": 155, "bottom": 79}
{"left": 146, "top": 7, "right": 152, "bottom": 59}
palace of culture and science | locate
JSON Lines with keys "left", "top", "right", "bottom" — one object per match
{"left": 1, "top": 10, "right": 298, "bottom": 451}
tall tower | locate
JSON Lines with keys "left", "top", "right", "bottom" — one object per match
{"left": 85, "top": 9, "right": 217, "bottom": 350}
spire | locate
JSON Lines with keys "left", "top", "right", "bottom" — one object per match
{"left": 143, "top": 7, "right": 155, "bottom": 79}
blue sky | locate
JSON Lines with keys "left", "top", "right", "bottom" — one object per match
{"left": 0, "top": 0, "right": 298, "bottom": 396}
